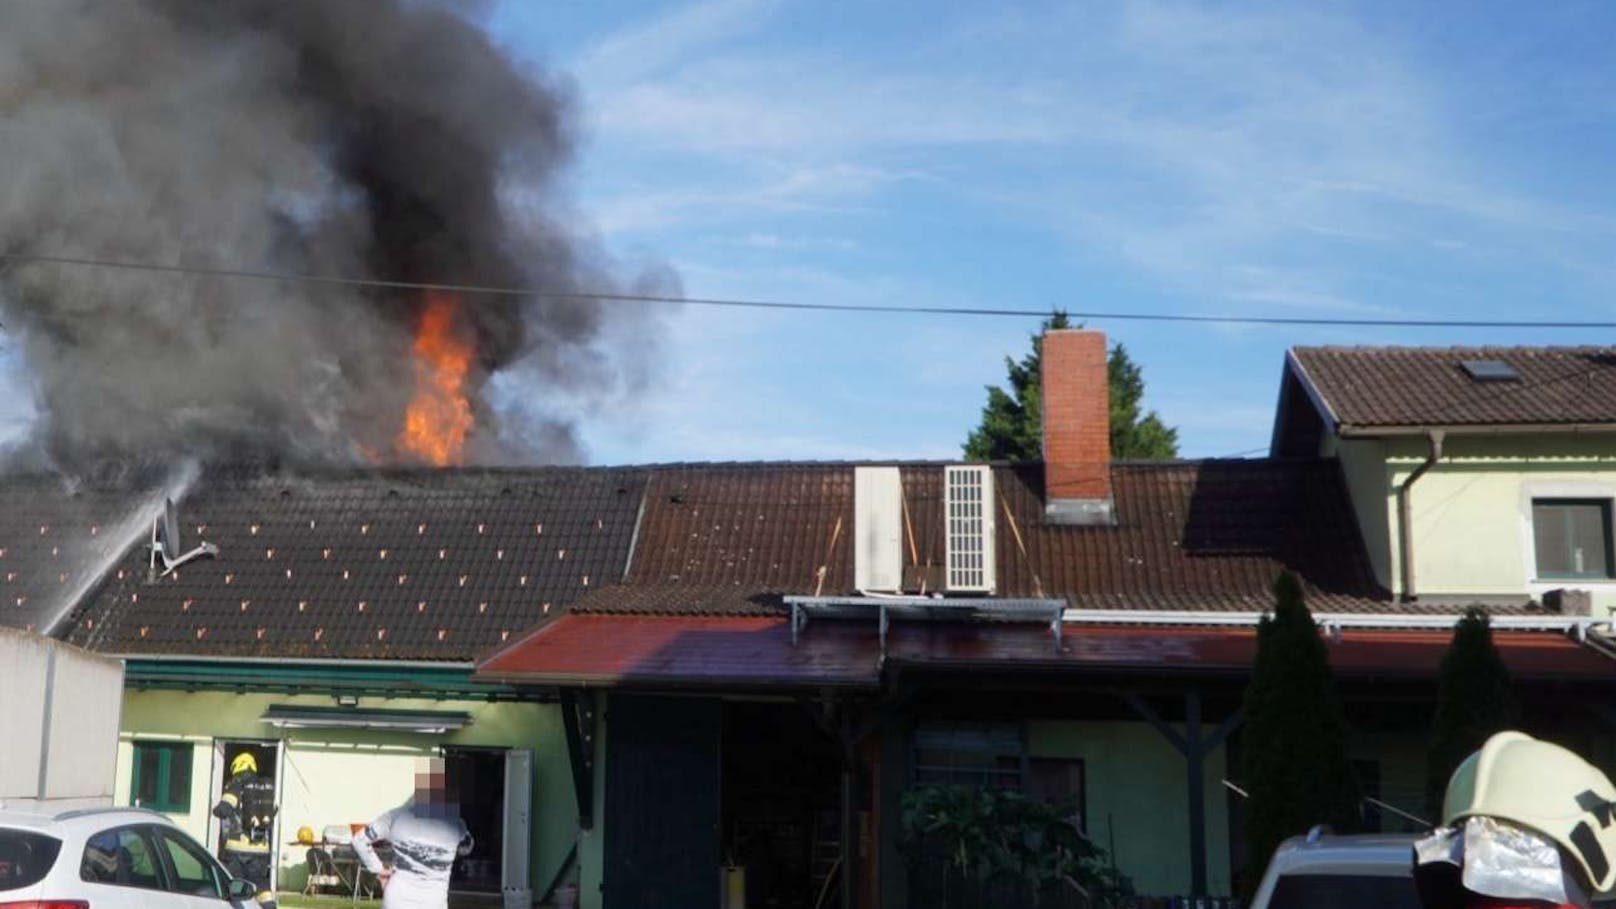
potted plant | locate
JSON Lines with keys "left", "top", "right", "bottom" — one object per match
{"left": 900, "top": 784, "right": 1133, "bottom": 909}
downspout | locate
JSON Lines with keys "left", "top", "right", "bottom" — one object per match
{"left": 1396, "top": 430, "right": 1445, "bottom": 602}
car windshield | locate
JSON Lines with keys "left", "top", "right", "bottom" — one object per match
{"left": 1269, "top": 873, "right": 1421, "bottom": 909}
{"left": 0, "top": 829, "right": 64, "bottom": 891}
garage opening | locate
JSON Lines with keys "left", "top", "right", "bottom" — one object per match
{"left": 443, "top": 747, "right": 504, "bottom": 894}
{"left": 721, "top": 701, "right": 844, "bottom": 909}
{"left": 211, "top": 739, "right": 281, "bottom": 893}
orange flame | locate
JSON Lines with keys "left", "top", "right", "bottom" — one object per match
{"left": 397, "top": 292, "right": 474, "bottom": 466}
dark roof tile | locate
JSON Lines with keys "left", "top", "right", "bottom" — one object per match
{"left": 1292, "top": 346, "right": 1616, "bottom": 428}
{"left": 58, "top": 465, "right": 647, "bottom": 660}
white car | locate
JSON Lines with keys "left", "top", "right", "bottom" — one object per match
{"left": 0, "top": 807, "right": 256, "bottom": 909}
{"left": 1250, "top": 827, "right": 1422, "bottom": 909}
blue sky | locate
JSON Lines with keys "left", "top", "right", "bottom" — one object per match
{"left": 7, "top": 0, "right": 1616, "bottom": 464}
{"left": 479, "top": 0, "right": 1616, "bottom": 464}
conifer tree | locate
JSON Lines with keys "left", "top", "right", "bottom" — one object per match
{"left": 1241, "top": 572, "right": 1358, "bottom": 888}
{"left": 1426, "top": 607, "right": 1517, "bottom": 814}
{"left": 963, "top": 312, "right": 1178, "bottom": 461}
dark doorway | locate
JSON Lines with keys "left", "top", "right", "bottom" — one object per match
{"left": 721, "top": 701, "right": 843, "bottom": 909}
{"left": 604, "top": 694, "right": 722, "bottom": 909}
{"left": 443, "top": 748, "right": 505, "bottom": 894}
{"left": 214, "top": 740, "right": 279, "bottom": 856}
{"left": 213, "top": 739, "right": 280, "bottom": 894}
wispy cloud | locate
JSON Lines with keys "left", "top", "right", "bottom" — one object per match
{"left": 571, "top": 0, "right": 778, "bottom": 90}
{"left": 589, "top": 162, "right": 926, "bottom": 234}
{"left": 515, "top": 0, "right": 1616, "bottom": 462}
{"left": 574, "top": 0, "right": 1616, "bottom": 311}
{"left": 733, "top": 233, "right": 857, "bottom": 252}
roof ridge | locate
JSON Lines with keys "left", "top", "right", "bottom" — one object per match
{"left": 1292, "top": 344, "right": 1616, "bottom": 355}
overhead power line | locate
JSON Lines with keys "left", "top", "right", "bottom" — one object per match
{"left": 4, "top": 250, "right": 1616, "bottom": 329}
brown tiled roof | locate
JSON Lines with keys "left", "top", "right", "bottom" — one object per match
{"left": 1291, "top": 346, "right": 1616, "bottom": 429}
{"left": 58, "top": 465, "right": 647, "bottom": 660}
{"left": 625, "top": 464, "right": 854, "bottom": 589}
{"left": 568, "top": 459, "right": 1393, "bottom": 617}
{"left": 566, "top": 464, "right": 856, "bottom": 618}
{"left": 1001, "top": 460, "right": 1386, "bottom": 610}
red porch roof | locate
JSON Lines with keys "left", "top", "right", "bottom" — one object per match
{"left": 477, "top": 614, "right": 883, "bottom": 688}
{"left": 476, "top": 615, "right": 1616, "bottom": 688}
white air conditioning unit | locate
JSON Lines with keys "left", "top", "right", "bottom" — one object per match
{"left": 944, "top": 465, "right": 996, "bottom": 593}
{"left": 854, "top": 466, "right": 904, "bottom": 593}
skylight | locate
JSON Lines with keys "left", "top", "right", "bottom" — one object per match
{"left": 1460, "top": 359, "right": 1520, "bottom": 382}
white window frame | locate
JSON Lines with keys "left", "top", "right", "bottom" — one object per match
{"left": 1518, "top": 482, "right": 1616, "bottom": 593}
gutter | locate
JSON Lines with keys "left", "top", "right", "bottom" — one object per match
{"left": 120, "top": 655, "right": 527, "bottom": 701}
{"left": 108, "top": 652, "right": 473, "bottom": 669}
{"left": 1396, "top": 430, "right": 1444, "bottom": 602}
{"left": 1058, "top": 609, "right": 1610, "bottom": 633}
{"left": 1339, "top": 422, "right": 1616, "bottom": 438}
{"left": 472, "top": 670, "right": 880, "bottom": 691}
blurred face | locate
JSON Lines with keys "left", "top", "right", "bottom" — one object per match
{"left": 414, "top": 760, "right": 446, "bottom": 804}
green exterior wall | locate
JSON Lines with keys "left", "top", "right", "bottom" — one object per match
{"left": 113, "top": 689, "right": 577, "bottom": 898}
{"left": 1349, "top": 728, "right": 1428, "bottom": 831}
{"left": 1027, "top": 720, "right": 1233, "bottom": 898}
{"left": 1337, "top": 432, "right": 1616, "bottom": 611}
{"left": 1333, "top": 437, "right": 1393, "bottom": 590}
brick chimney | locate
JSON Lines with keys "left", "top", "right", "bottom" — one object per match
{"left": 1041, "top": 329, "right": 1114, "bottom": 525}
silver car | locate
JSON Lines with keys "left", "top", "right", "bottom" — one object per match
{"left": 1250, "top": 827, "right": 1422, "bottom": 909}
{"left": 0, "top": 807, "right": 256, "bottom": 909}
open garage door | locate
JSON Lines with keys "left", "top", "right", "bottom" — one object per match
{"left": 603, "top": 694, "right": 721, "bottom": 909}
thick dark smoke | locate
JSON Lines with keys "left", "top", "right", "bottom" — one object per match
{"left": 0, "top": 0, "right": 673, "bottom": 471}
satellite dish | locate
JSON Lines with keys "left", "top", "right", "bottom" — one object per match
{"left": 148, "top": 498, "right": 219, "bottom": 581}
{"left": 161, "top": 498, "right": 181, "bottom": 561}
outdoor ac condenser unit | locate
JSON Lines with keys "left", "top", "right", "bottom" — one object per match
{"left": 944, "top": 465, "right": 997, "bottom": 594}
{"left": 854, "top": 466, "right": 904, "bottom": 593}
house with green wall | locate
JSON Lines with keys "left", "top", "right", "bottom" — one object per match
{"left": 0, "top": 465, "right": 648, "bottom": 904}
{"left": 1274, "top": 346, "right": 1616, "bottom": 614}
{"left": 8, "top": 338, "right": 1616, "bottom": 909}
{"left": 474, "top": 335, "right": 1616, "bottom": 909}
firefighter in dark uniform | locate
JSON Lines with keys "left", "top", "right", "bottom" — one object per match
{"left": 213, "top": 752, "right": 277, "bottom": 909}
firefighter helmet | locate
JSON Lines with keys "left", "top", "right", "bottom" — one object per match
{"left": 1442, "top": 731, "right": 1616, "bottom": 894}
{"left": 231, "top": 752, "right": 258, "bottom": 776}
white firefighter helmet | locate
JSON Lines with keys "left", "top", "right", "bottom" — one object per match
{"left": 1442, "top": 731, "right": 1616, "bottom": 894}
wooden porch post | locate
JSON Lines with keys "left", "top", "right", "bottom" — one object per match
{"left": 840, "top": 706, "right": 858, "bottom": 909}
{"left": 1116, "top": 689, "right": 1242, "bottom": 897}
{"left": 1185, "top": 691, "right": 1206, "bottom": 895}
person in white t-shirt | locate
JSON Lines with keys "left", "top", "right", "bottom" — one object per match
{"left": 351, "top": 758, "right": 474, "bottom": 909}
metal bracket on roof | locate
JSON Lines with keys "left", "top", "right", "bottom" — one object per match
{"left": 785, "top": 595, "right": 1069, "bottom": 655}
{"left": 790, "top": 600, "right": 808, "bottom": 645}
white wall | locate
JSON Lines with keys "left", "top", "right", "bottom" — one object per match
{"left": 115, "top": 689, "right": 577, "bottom": 896}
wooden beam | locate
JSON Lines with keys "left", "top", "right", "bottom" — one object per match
{"left": 1202, "top": 707, "right": 1243, "bottom": 756}
{"left": 559, "top": 689, "right": 594, "bottom": 830}
{"left": 1114, "top": 689, "right": 1188, "bottom": 755}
